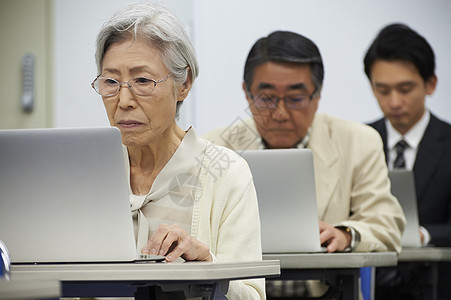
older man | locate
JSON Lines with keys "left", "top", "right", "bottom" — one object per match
{"left": 203, "top": 30, "right": 406, "bottom": 297}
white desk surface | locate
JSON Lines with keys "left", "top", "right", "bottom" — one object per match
{"left": 399, "top": 247, "right": 451, "bottom": 262}
{"left": 263, "top": 252, "right": 397, "bottom": 269}
{"left": 0, "top": 278, "right": 60, "bottom": 300}
{"left": 11, "top": 260, "right": 280, "bottom": 281}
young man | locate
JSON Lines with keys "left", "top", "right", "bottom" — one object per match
{"left": 365, "top": 23, "right": 451, "bottom": 300}
{"left": 203, "top": 30, "right": 406, "bottom": 297}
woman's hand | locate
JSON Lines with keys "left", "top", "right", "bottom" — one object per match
{"left": 142, "top": 223, "right": 212, "bottom": 262}
{"left": 319, "top": 220, "right": 351, "bottom": 252}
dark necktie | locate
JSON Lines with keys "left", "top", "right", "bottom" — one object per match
{"left": 393, "top": 140, "right": 408, "bottom": 169}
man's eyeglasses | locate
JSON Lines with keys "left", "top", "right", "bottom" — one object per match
{"left": 249, "top": 91, "right": 316, "bottom": 110}
{"left": 91, "top": 73, "right": 172, "bottom": 97}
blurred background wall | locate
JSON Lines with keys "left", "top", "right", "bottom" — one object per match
{"left": 1, "top": 0, "right": 450, "bottom": 133}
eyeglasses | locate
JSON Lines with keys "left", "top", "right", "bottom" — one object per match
{"left": 91, "top": 73, "right": 172, "bottom": 97}
{"left": 249, "top": 91, "right": 316, "bottom": 111}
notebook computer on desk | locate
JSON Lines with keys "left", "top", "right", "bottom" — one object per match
{"left": 388, "top": 170, "right": 422, "bottom": 247}
{"left": 0, "top": 127, "right": 164, "bottom": 263}
{"left": 241, "top": 148, "right": 325, "bottom": 253}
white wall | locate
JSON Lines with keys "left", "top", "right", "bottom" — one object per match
{"left": 53, "top": 0, "right": 194, "bottom": 129}
{"left": 54, "top": 0, "right": 451, "bottom": 135}
{"left": 193, "top": 0, "right": 451, "bottom": 134}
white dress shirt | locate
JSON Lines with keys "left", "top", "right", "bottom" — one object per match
{"left": 386, "top": 111, "right": 430, "bottom": 171}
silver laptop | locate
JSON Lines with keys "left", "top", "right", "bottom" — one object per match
{"left": 241, "top": 148, "right": 325, "bottom": 253}
{"left": 0, "top": 127, "right": 164, "bottom": 263}
{"left": 388, "top": 170, "right": 422, "bottom": 247}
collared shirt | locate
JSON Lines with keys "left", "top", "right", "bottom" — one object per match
{"left": 257, "top": 127, "right": 312, "bottom": 150}
{"left": 386, "top": 111, "right": 430, "bottom": 171}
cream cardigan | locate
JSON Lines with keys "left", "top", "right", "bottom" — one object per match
{"left": 124, "top": 128, "right": 265, "bottom": 299}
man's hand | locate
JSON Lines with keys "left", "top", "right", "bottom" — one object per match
{"left": 141, "top": 223, "right": 212, "bottom": 262}
{"left": 319, "top": 220, "right": 351, "bottom": 252}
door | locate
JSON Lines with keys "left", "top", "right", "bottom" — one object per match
{"left": 0, "top": 0, "right": 53, "bottom": 129}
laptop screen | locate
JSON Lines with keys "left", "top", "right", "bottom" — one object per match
{"left": 0, "top": 127, "right": 140, "bottom": 263}
{"left": 388, "top": 170, "right": 421, "bottom": 247}
{"left": 241, "top": 149, "right": 323, "bottom": 253}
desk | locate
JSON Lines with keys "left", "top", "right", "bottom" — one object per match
{"left": 399, "top": 246, "right": 451, "bottom": 262}
{"left": 10, "top": 260, "right": 280, "bottom": 299}
{"left": 263, "top": 252, "right": 397, "bottom": 300}
{"left": 393, "top": 247, "right": 451, "bottom": 300}
{"left": 0, "top": 278, "right": 60, "bottom": 300}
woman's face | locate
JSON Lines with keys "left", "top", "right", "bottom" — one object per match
{"left": 100, "top": 39, "right": 185, "bottom": 147}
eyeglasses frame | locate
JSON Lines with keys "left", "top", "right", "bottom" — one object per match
{"left": 91, "top": 73, "right": 172, "bottom": 97}
{"left": 247, "top": 89, "right": 318, "bottom": 111}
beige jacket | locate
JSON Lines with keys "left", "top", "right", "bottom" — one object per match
{"left": 203, "top": 113, "right": 406, "bottom": 253}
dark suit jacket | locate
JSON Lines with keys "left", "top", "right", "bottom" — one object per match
{"left": 369, "top": 113, "right": 451, "bottom": 247}
{"left": 370, "top": 113, "right": 451, "bottom": 299}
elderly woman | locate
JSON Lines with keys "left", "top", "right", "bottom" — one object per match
{"left": 90, "top": 2, "right": 264, "bottom": 299}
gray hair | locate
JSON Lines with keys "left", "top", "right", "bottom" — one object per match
{"left": 244, "top": 31, "right": 324, "bottom": 97}
{"left": 94, "top": 2, "right": 199, "bottom": 117}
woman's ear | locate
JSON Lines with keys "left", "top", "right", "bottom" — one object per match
{"left": 177, "top": 68, "right": 193, "bottom": 102}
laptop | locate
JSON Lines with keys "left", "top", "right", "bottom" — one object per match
{"left": 0, "top": 127, "right": 164, "bottom": 263}
{"left": 240, "top": 148, "right": 325, "bottom": 253}
{"left": 388, "top": 170, "right": 422, "bottom": 247}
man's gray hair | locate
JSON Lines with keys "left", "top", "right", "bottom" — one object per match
{"left": 243, "top": 31, "right": 324, "bottom": 97}
{"left": 95, "top": 2, "right": 199, "bottom": 117}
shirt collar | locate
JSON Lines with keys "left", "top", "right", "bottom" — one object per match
{"left": 386, "top": 110, "right": 430, "bottom": 150}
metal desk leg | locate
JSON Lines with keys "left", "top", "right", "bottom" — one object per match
{"left": 337, "top": 271, "right": 359, "bottom": 300}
